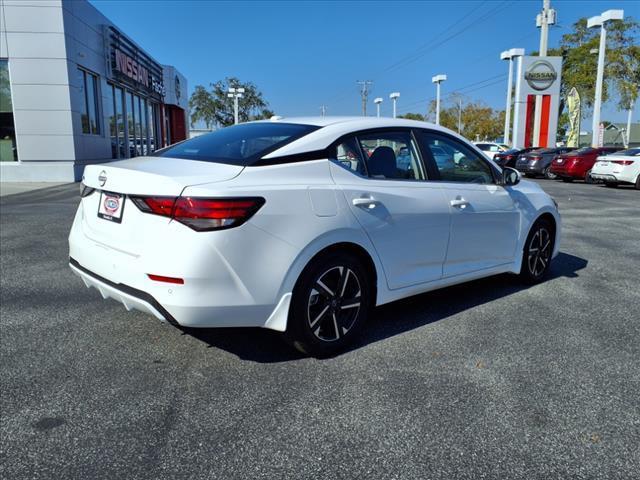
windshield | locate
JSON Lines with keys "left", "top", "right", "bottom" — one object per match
{"left": 157, "top": 122, "right": 319, "bottom": 165}
{"left": 573, "top": 147, "right": 595, "bottom": 154}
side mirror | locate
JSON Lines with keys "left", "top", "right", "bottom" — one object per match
{"left": 502, "top": 167, "right": 521, "bottom": 186}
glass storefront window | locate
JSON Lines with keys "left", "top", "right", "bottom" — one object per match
{"left": 126, "top": 91, "right": 135, "bottom": 157}
{"left": 135, "top": 95, "right": 143, "bottom": 156}
{"left": 114, "top": 87, "right": 125, "bottom": 159}
{"left": 148, "top": 102, "right": 156, "bottom": 153}
{"left": 0, "top": 59, "right": 17, "bottom": 161}
{"left": 105, "top": 85, "right": 116, "bottom": 158}
{"left": 79, "top": 69, "right": 100, "bottom": 135}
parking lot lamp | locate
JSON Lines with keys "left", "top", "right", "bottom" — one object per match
{"left": 227, "top": 87, "right": 245, "bottom": 125}
{"left": 501, "top": 48, "right": 524, "bottom": 146}
{"left": 374, "top": 97, "right": 383, "bottom": 117}
{"left": 389, "top": 92, "right": 400, "bottom": 118}
{"left": 588, "top": 9, "right": 624, "bottom": 147}
{"left": 431, "top": 74, "right": 447, "bottom": 125}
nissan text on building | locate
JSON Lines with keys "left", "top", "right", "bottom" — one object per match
{"left": 0, "top": 0, "right": 188, "bottom": 182}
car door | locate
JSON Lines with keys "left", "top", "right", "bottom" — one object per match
{"left": 329, "top": 130, "right": 451, "bottom": 290}
{"left": 416, "top": 130, "right": 520, "bottom": 278}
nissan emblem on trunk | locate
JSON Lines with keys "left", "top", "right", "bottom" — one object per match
{"left": 98, "top": 170, "right": 107, "bottom": 187}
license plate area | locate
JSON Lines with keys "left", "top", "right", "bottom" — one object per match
{"left": 98, "top": 191, "right": 125, "bottom": 223}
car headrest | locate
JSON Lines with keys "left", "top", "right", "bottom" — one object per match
{"left": 368, "top": 146, "right": 397, "bottom": 178}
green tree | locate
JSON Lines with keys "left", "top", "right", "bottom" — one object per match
{"left": 544, "top": 16, "right": 640, "bottom": 116}
{"left": 427, "top": 98, "right": 504, "bottom": 141}
{"left": 188, "top": 77, "right": 272, "bottom": 128}
{"left": 188, "top": 85, "right": 216, "bottom": 128}
{"left": 397, "top": 112, "right": 425, "bottom": 121}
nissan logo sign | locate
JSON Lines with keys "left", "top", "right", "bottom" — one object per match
{"left": 525, "top": 60, "right": 557, "bottom": 91}
{"left": 98, "top": 170, "right": 107, "bottom": 187}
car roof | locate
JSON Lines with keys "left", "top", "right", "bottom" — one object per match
{"left": 260, "top": 116, "right": 464, "bottom": 159}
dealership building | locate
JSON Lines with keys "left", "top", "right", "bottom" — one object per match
{"left": 0, "top": 0, "right": 188, "bottom": 182}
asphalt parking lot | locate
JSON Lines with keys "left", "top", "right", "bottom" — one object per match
{"left": 1, "top": 179, "right": 639, "bottom": 479}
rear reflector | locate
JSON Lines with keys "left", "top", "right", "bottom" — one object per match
{"left": 147, "top": 274, "right": 184, "bottom": 284}
{"left": 131, "top": 196, "right": 265, "bottom": 231}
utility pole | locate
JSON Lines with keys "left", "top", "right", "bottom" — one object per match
{"left": 357, "top": 80, "right": 373, "bottom": 116}
{"left": 457, "top": 96, "right": 462, "bottom": 133}
{"left": 320, "top": 105, "right": 327, "bottom": 117}
{"left": 532, "top": 0, "right": 555, "bottom": 146}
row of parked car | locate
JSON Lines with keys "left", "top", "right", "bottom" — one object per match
{"left": 475, "top": 142, "right": 640, "bottom": 189}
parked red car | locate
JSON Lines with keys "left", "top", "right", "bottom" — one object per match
{"left": 550, "top": 146, "right": 620, "bottom": 182}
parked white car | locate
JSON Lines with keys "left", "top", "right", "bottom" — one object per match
{"left": 69, "top": 117, "right": 561, "bottom": 356}
{"left": 473, "top": 142, "right": 507, "bottom": 160}
{"left": 590, "top": 148, "right": 640, "bottom": 189}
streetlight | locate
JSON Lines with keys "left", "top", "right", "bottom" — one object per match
{"left": 431, "top": 74, "right": 447, "bottom": 125}
{"left": 374, "top": 97, "right": 383, "bottom": 117}
{"left": 588, "top": 9, "right": 624, "bottom": 147}
{"left": 389, "top": 92, "right": 400, "bottom": 118}
{"left": 500, "top": 48, "right": 525, "bottom": 146}
{"left": 227, "top": 87, "right": 245, "bottom": 125}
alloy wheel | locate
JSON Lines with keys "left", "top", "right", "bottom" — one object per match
{"left": 527, "top": 227, "right": 552, "bottom": 277}
{"left": 307, "top": 266, "right": 361, "bottom": 342}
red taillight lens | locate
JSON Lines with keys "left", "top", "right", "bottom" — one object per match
{"left": 147, "top": 274, "right": 184, "bottom": 284}
{"left": 131, "top": 196, "right": 265, "bottom": 231}
{"left": 612, "top": 160, "right": 634, "bottom": 166}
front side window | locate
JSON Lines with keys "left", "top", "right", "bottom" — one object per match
{"left": 79, "top": 69, "right": 100, "bottom": 135}
{"left": 157, "top": 122, "right": 319, "bottom": 165}
{"left": 418, "top": 131, "right": 494, "bottom": 184}
{"left": 357, "top": 131, "right": 425, "bottom": 180}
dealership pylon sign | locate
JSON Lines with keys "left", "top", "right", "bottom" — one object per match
{"left": 512, "top": 56, "right": 562, "bottom": 149}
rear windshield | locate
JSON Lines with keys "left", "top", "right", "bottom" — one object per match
{"left": 613, "top": 148, "right": 640, "bottom": 156}
{"left": 156, "top": 122, "right": 319, "bottom": 165}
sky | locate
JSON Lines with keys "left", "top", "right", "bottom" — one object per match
{"left": 91, "top": 0, "right": 639, "bottom": 126}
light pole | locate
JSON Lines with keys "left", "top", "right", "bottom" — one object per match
{"left": 588, "top": 9, "right": 624, "bottom": 147}
{"left": 432, "top": 74, "right": 447, "bottom": 125}
{"left": 374, "top": 97, "right": 383, "bottom": 117}
{"left": 227, "top": 87, "right": 245, "bottom": 125}
{"left": 389, "top": 92, "right": 400, "bottom": 118}
{"left": 500, "top": 48, "right": 525, "bottom": 146}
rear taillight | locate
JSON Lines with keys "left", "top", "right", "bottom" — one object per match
{"left": 130, "top": 196, "right": 265, "bottom": 231}
{"left": 612, "top": 160, "right": 634, "bottom": 166}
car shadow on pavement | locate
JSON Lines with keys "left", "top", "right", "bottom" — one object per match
{"left": 180, "top": 252, "right": 588, "bottom": 362}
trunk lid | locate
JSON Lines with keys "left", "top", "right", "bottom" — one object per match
{"left": 82, "top": 156, "right": 244, "bottom": 196}
{"left": 78, "top": 157, "right": 244, "bottom": 256}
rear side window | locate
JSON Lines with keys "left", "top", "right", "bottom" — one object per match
{"left": 357, "top": 131, "right": 425, "bottom": 180}
{"left": 157, "top": 122, "right": 319, "bottom": 165}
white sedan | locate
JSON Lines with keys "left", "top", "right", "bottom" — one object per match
{"left": 69, "top": 117, "right": 561, "bottom": 356}
{"left": 590, "top": 148, "right": 640, "bottom": 189}
{"left": 473, "top": 142, "right": 506, "bottom": 160}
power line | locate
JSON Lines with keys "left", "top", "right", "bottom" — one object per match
{"left": 323, "top": 1, "right": 514, "bottom": 107}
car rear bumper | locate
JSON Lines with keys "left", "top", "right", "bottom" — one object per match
{"left": 590, "top": 173, "right": 618, "bottom": 182}
{"left": 68, "top": 201, "right": 296, "bottom": 330}
{"left": 516, "top": 163, "right": 544, "bottom": 174}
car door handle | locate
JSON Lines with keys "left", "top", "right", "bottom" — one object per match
{"left": 450, "top": 198, "right": 470, "bottom": 209}
{"left": 352, "top": 197, "right": 379, "bottom": 209}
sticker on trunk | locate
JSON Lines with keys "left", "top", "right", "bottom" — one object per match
{"left": 98, "top": 192, "right": 125, "bottom": 223}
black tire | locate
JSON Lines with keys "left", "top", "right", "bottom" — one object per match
{"left": 284, "top": 251, "right": 372, "bottom": 357}
{"left": 585, "top": 171, "right": 594, "bottom": 184}
{"left": 524, "top": 173, "right": 536, "bottom": 178}
{"left": 635, "top": 175, "right": 640, "bottom": 190}
{"left": 544, "top": 166, "right": 557, "bottom": 180}
{"left": 605, "top": 182, "right": 618, "bottom": 188}
{"left": 520, "top": 218, "right": 554, "bottom": 284}
{"left": 562, "top": 177, "right": 574, "bottom": 183}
